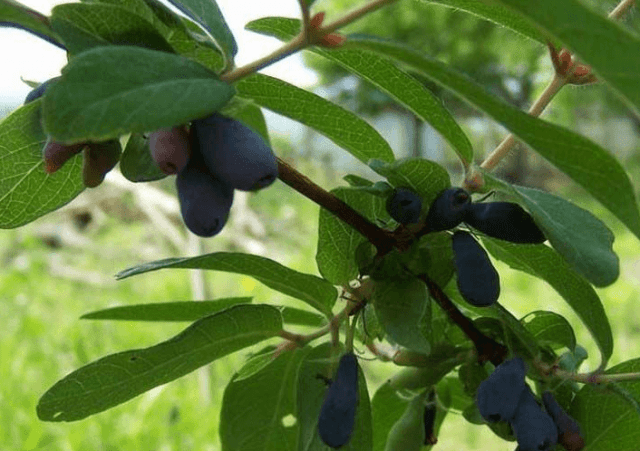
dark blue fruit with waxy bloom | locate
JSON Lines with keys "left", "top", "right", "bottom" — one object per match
{"left": 386, "top": 188, "right": 423, "bottom": 224}
{"left": 542, "top": 391, "right": 585, "bottom": 451}
{"left": 452, "top": 231, "right": 500, "bottom": 307}
{"left": 24, "top": 77, "right": 60, "bottom": 104}
{"left": 318, "top": 352, "right": 359, "bottom": 449}
{"left": 176, "top": 153, "right": 234, "bottom": 237}
{"left": 511, "top": 389, "right": 558, "bottom": 451}
{"left": 425, "top": 188, "right": 471, "bottom": 231}
{"left": 465, "top": 202, "right": 546, "bottom": 243}
{"left": 192, "top": 113, "right": 278, "bottom": 191}
{"left": 476, "top": 357, "right": 527, "bottom": 422}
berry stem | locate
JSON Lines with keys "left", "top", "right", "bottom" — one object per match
{"left": 276, "top": 158, "right": 396, "bottom": 253}
{"left": 220, "top": 0, "right": 399, "bottom": 84}
{"left": 297, "top": 0, "right": 312, "bottom": 43}
{"left": 418, "top": 274, "right": 508, "bottom": 365}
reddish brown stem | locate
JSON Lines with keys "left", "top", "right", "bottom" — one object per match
{"left": 277, "top": 158, "right": 396, "bottom": 253}
{"left": 419, "top": 274, "right": 507, "bottom": 365}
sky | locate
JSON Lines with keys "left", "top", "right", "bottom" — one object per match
{"left": 0, "top": 0, "right": 319, "bottom": 106}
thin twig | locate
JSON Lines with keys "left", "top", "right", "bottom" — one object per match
{"left": 221, "top": 0, "right": 399, "bottom": 84}
{"left": 609, "top": 0, "right": 636, "bottom": 19}
{"left": 276, "top": 158, "right": 396, "bottom": 253}
{"left": 298, "top": 0, "right": 312, "bottom": 43}
{"left": 478, "top": 74, "right": 566, "bottom": 173}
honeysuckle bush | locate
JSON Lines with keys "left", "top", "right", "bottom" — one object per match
{"left": 2, "top": 0, "right": 640, "bottom": 449}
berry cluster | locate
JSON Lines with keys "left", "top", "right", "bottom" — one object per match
{"left": 25, "top": 80, "right": 278, "bottom": 237}
{"left": 476, "top": 357, "right": 583, "bottom": 451}
{"left": 386, "top": 186, "right": 546, "bottom": 307}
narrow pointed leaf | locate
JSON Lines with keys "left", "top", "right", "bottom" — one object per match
{"left": 0, "top": 0, "right": 64, "bottom": 48}
{"left": 37, "top": 304, "right": 283, "bottom": 422}
{"left": 220, "top": 347, "right": 309, "bottom": 451}
{"left": 236, "top": 74, "right": 394, "bottom": 164}
{"left": 50, "top": 3, "right": 174, "bottom": 55}
{"left": 43, "top": 46, "right": 235, "bottom": 144}
{"left": 116, "top": 252, "right": 337, "bottom": 316}
{"left": 495, "top": 0, "right": 640, "bottom": 116}
{"left": 571, "top": 358, "right": 640, "bottom": 451}
{"left": 80, "top": 298, "right": 252, "bottom": 321}
{"left": 417, "top": 0, "right": 547, "bottom": 43}
{"left": 350, "top": 37, "right": 640, "bottom": 241}
{"left": 166, "top": 0, "right": 237, "bottom": 59}
{"left": 482, "top": 238, "right": 612, "bottom": 368}
{"left": 491, "top": 180, "right": 619, "bottom": 287}
{"left": 246, "top": 17, "right": 472, "bottom": 164}
{"left": 0, "top": 101, "right": 84, "bottom": 228}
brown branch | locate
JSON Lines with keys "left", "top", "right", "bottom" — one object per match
{"left": 277, "top": 158, "right": 396, "bottom": 253}
{"left": 418, "top": 274, "right": 507, "bottom": 365}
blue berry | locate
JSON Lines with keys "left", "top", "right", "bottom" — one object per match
{"left": 476, "top": 357, "right": 527, "bottom": 422}
{"left": 386, "top": 188, "right": 423, "bottom": 224}
{"left": 452, "top": 231, "right": 500, "bottom": 307}
{"left": 318, "top": 353, "right": 359, "bottom": 449}
{"left": 425, "top": 188, "right": 471, "bottom": 231}
{"left": 465, "top": 202, "right": 545, "bottom": 243}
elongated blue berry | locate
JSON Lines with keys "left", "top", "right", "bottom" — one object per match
{"left": 176, "top": 153, "right": 234, "bottom": 237}
{"left": 452, "top": 231, "right": 500, "bottom": 307}
{"left": 425, "top": 188, "right": 471, "bottom": 231}
{"left": 386, "top": 188, "right": 423, "bottom": 224}
{"left": 192, "top": 113, "right": 278, "bottom": 191}
{"left": 476, "top": 357, "right": 527, "bottom": 422}
{"left": 318, "top": 353, "right": 359, "bottom": 449}
{"left": 511, "top": 388, "right": 558, "bottom": 451}
{"left": 82, "top": 140, "right": 122, "bottom": 188}
{"left": 465, "top": 202, "right": 545, "bottom": 243}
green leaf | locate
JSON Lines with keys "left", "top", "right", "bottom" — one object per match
{"left": 220, "top": 96, "right": 270, "bottom": 145}
{"left": 50, "top": 3, "right": 174, "bottom": 55}
{"left": 370, "top": 157, "right": 451, "bottom": 209}
{"left": 119, "top": 133, "right": 167, "bottom": 182}
{"left": 37, "top": 304, "right": 283, "bottom": 422}
{"left": 280, "top": 307, "right": 327, "bottom": 328}
{"left": 0, "top": 101, "right": 84, "bottom": 229}
{"left": 0, "top": 0, "right": 64, "bottom": 48}
{"left": 384, "top": 390, "right": 428, "bottom": 451}
{"left": 481, "top": 238, "right": 613, "bottom": 368}
{"left": 489, "top": 179, "right": 619, "bottom": 287}
{"left": 521, "top": 310, "right": 576, "bottom": 352}
{"left": 165, "top": 0, "right": 236, "bottom": 60}
{"left": 350, "top": 37, "right": 640, "bottom": 242}
{"left": 246, "top": 17, "right": 473, "bottom": 165}
{"left": 316, "top": 187, "right": 390, "bottom": 285}
{"left": 418, "top": 0, "right": 547, "bottom": 43}
{"left": 372, "top": 278, "right": 431, "bottom": 354}
{"left": 571, "top": 358, "right": 640, "bottom": 451}
{"left": 116, "top": 252, "right": 337, "bottom": 316}
{"left": 344, "top": 175, "right": 373, "bottom": 187}
{"left": 43, "top": 46, "right": 235, "bottom": 144}
{"left": 371, "top": 382, "right": 409, "bottom": 451}
{"left": 296, "top": 344, "right": 373, "bottom": 451}
{"left": 139, "top": 0, "right": 225, "bottom": 72}
{"left": 80, "top": 298, "right": 253, "bottom": 321}
{"left": 491, "top": 303, "right": 540, "bottom": 359}
{"left": 494, "top": 0, "right": 640, "bottom": 117}
{"left": 236, "top": 74, "right": 394, "bottom": 164}
{"left": 220, "top": 346, "right": 309, "bottom": 451}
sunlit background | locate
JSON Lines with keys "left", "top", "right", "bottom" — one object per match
{"left": 1, "top": 0, "right": 640, "bottom": 450}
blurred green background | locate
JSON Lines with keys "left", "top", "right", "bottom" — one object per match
{"left": 2, "top": 0, "right": 640, "bottom": 450}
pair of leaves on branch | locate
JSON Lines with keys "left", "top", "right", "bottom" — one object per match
{"left": 476, "top": 357, "right": 584, "bottom": 451}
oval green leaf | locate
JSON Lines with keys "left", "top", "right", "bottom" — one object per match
{"left": 116, "top": 252, "right": 337, "bottom": 316}
{"left": 43, "top": 46, "right": 235, "bottom": 144}
{"left": 37, "top": 304, "right": 283, "bottom": 422}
